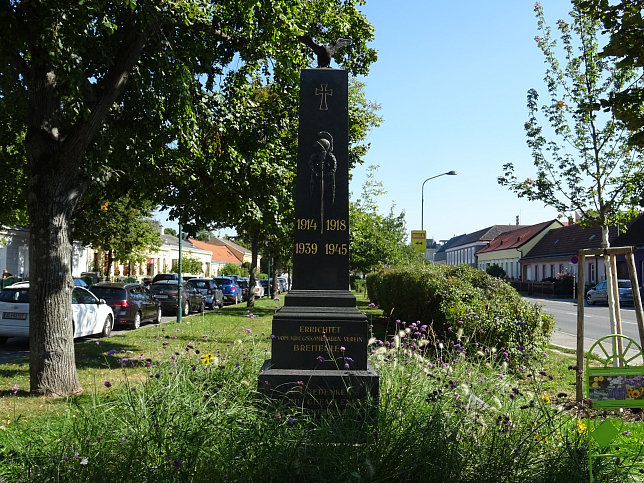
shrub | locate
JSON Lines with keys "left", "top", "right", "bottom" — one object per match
{"left": 366, "top": 264, "right": 554, "bottom": 369}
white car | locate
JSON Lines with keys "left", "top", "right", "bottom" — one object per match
{"left": 0, "top": 282, "right": 114, "bottom": 344}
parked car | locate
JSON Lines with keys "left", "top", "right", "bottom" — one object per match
{"left": 73, "top": 277, "right": 89, "bottom": 287}
{"left": 189, "top": 278, "right": 224, "bottom": 309}
{"left": 150, "top": 280, "right": 205, "bottom": 316}
{"left": 259, "top": 278, "right": 279, "bottom": 297}
{"left": 151, "top": 273, "right": 179, "bottom": 284}
{"left": 585, "top": 279, "right": 635, "bottom": 306}
{"left": 0, "top": 282, "right": 114, "bottom": 344}
{"left": 277, "top": 277, "right": 287, "bottom": 293}
{"left": 89, "top": 282, "right": 161, "bottom": 329}
{"left": 214, "top": 276, "right": 242, "bottom": 305}
{"left": 238, "top": 278, "right": 265, "bottom": 300}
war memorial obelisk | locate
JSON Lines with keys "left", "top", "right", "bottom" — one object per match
{"left": 258, "top": 50, "right": 379, "bottom": 414}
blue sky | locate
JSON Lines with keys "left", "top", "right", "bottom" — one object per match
{"left": 351, "top": 0, "right": 576, "bottom": 242}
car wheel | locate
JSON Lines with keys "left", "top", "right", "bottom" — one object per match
{"left": 101, "top": 315, "right": 113, "bottom": 337}
{"left": 183, "top": 301, "right": 190, "bottom": 317}
{"left": 586, "top": 295, "right": 594, "bottom": 305}
{"left": 132, "top": 312, "right": 141, "bottom": 330}
{"left": 154, "top": 307, "right": 162, "bottom": 323}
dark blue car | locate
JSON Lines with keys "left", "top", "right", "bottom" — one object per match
{"left": 214, "top": 276, "right": 242, "bottom": 305}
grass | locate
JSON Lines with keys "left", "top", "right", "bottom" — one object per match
{"left": 0, "top": 293, "right": 642, "bottom": 481}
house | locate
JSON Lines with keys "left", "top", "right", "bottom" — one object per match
{"left": 433, "top": 234, "right": 467, "bottom": 264}
{"left": 188, "top": 238, "right": 242, "bottom": 275}
{"left": 476, "top": 220, "right": 563, "bottom": 279}
{"left": 1, "top": 226, "right": 91, "bottom": 279}
{"left": 198, "top": 237, "right": 260, "bottom": 271}
{"left": 520, "top": 224, "right": 619, "bottom": 285}
{"left": 442, "top": 225, "right": 526, "bottom": 267}
{"left": 134, "top": 234, "right": 213, "bottom": 278}
{"left": 423, "top": 238, "right": 441, "bottom": 262}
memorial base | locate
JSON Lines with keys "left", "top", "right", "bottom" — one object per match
{"left": 258, "top": 359, "right": 379, "bottom": 419}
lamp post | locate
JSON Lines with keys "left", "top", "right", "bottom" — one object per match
{"left": 421, "top": 170, "right": 457, "bottom": 231}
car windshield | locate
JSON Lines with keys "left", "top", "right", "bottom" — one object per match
{"left": 214, "top": 278, "right": 231, "bottom": 285}
{"left": 0, "top": 288, "right": 29, "bottom": 303}
{"left": 618, "top": 281, "right": 632, "bottom": 288}
{"left": 90, "top": 287, "right": 127, "bottom": 299}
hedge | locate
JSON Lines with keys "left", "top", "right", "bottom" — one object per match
{"left": 366, "top": 264, "right": 555, "bottom": 369}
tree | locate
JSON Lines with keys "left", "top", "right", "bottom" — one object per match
{"left": 72, "top": 186, "right": 161, "bottom": 277}
{"left": 171, "top": 256, "right": 202, "bottom": 276}
{"left": 0, "top": 0, "right": 376, "bottom": 396}
{"left": 576, "top": 0, "right": 644, "bottom": 147}
{"left": 498, "top": 2, "right": 644, "bottom": 339}
{"left": 163, "top": 228, "right": 177, "bottom": 237}
{"left": 486, "top": 264, "right": 507, "bottom": 279}
{"left": 350, "top": 165, "right": 419, "bottom": 277}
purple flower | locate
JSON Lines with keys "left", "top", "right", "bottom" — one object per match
{"left": 173, "top": 459, "right": 183, "bottom": 469}
{"left": 104, "top": 381, "right": 112, "bottom": 388}
{"left": 11, "top": 385, "right": 19, "bottom": 394}
{"left": 287, "top": 417, "right": 294, "bottom": 426}
{"left": 107, "top": 349, "right": 117, "bottom": 356}
{"left": 316, "top": 355, "right": 325, "bottom": 363}
{"left": 340, "top": 346, "right": 346, "bottom": 352}
{"left": 344, "top": 363, "right": 350, "bottom": 369}
{"left": 275, "top": 412, "right": 281, "bottom": 419}
{"left": 246, "top": 328, "right": 253, "bottom": 333}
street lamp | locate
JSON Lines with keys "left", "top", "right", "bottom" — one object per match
{"left": 421, "top": 170, "right": 457, "bottom": 231}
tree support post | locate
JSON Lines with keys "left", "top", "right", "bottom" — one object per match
{"left": 576, "top": 252, "right": 586, "bottom": 401}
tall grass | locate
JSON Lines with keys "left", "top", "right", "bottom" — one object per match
{"left": 0, "top": 298, "right": 641, "bottom": 481}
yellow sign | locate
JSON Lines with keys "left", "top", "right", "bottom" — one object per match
{"left": 411, "top": 230, "right": 426, "bottom": 253}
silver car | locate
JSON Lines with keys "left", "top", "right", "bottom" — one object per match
{"left": 585, "top": 279, "right": 635, "bottom": 306}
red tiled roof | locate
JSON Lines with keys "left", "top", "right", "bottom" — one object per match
{"left": 188, "top": 239, "right": 242, "bottom": 264}
{"left": 476, "top": 220, "right": 562, "bottom": 254}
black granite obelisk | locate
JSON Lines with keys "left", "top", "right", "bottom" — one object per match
{"left": 258, "top": 69, "right": 378, "bottom": 415}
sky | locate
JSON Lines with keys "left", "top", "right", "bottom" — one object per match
{"left": 350, "top": 0, "right": 576, "bottom": 242}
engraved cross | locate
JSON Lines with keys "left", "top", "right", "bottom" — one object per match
{"left": 315, "top": 84, "right": 333, "bottom": 111}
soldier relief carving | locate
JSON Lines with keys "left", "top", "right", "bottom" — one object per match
{"left": 309, "top": 131, "right": 336, "bottom": 233}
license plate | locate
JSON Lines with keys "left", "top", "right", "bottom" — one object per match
{"left": 2, "top": 312, "right": 27, "bottom": 320}
{"left": 155, "top": 294, "right": 168, "bottom": 299}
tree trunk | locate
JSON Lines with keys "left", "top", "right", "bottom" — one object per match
{"left": 27, "top": 165, "right": 83, "bottom": 396}
{"left": 601, "top": 226, "right": 619, "bottom": 364}
{"left": 247, "top": 231, "right": 259, "bottom": 308}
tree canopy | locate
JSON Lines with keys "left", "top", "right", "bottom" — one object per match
{"left": 576, "top": 0, "right": 644, "bottom": 147}
{"left": 499, "top": 2, "right": 644, "bottom": 236}
{"left": 350, "top": 165, "right": 419, "bottom": 276}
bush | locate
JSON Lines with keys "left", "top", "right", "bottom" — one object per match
{"left": 366, "top": 264, "right": 554, "bottom": 369}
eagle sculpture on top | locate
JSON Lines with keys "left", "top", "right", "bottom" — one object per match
{"left": 297, "top": 35, "right": 352, "bottom": 68}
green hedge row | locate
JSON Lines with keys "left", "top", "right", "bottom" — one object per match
{"left": 366, "top": 264, "right": 555, "bottom": 369}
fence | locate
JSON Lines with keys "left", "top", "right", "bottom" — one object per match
{"left": 510, "top": 280, "right": 556, "bottom": 297}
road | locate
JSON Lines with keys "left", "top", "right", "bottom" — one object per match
{"left": 525, "top": 296, "right": 644, "bottom": 354}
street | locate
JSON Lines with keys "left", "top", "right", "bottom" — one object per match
{"left": 526, "top": 296, "right": 644, "bottom": 355}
